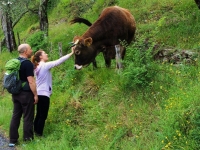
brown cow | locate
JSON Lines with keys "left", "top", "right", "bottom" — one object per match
{"left": 70, "top": 6, "right": 136, "bottom": 69}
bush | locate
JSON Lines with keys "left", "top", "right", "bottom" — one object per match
{"left": 26, "top": 31, "right": 49, "bottom": 52}
{"left": 122, "top": 37, "right": 156, "bottom": 90}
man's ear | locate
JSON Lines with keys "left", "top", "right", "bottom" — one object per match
{"left": 24, "top": 49, "right": 28, "bottom": 54}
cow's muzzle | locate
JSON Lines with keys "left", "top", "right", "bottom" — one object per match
{"left": 74, "top": 64, "right": 83, "bottom": 70}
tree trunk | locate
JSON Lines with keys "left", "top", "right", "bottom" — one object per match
{"left": 39, "top": 0, "right": 49, "bottom": 36}
{"left": 0, "top": 5, "right": 17, "bottom": 52}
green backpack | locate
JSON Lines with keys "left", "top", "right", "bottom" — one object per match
{"left": 3, "top": 58, "right": 27, "bottom": 94}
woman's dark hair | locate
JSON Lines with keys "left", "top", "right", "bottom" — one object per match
{"left": 31, "top": 50, "right": 43, "bottom": 69}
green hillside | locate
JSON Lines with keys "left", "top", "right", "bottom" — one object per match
{"left": 1, "top": 0, "right": 200, "bottom": 149}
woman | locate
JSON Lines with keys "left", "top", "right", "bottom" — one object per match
{"left": 31, "top": 48, "right": 74, "bottom": 136}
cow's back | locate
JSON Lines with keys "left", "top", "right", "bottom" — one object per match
{"left": 115, "top": 6, "right": 136, "bottom": 44}
{"left": 88, "top": 6, "right": 136, "bottom": 45}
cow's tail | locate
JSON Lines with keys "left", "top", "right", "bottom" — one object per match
{"left": 70, "top": 17, "right": 92, "bottom": 26}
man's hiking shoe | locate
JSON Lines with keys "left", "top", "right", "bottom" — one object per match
{"left": 8, "top": 143, "right": 15, "bottom": 147}
{"left": 8, "top": 141, "right": 19, "bottom": 147}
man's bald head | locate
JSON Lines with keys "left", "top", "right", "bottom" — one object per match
{"left": 18, "top": 44, "right": 31, "bottom": 54}
{"left": 18, "top": 44, "right": 33, "bottom": 58}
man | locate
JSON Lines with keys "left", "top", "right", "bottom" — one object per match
{"left": 9, "top": 44, "right": 38, "bottom": 147}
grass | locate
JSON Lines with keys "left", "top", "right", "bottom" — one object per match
{"left": 1, "top": 0, "right": 200, "bottom": 149}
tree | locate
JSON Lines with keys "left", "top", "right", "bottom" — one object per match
{"left": 39, "top": 0, "right": 49, "bottom": 36}
{"left": 27, "top": 0, "right": 49, "bottom": 36}
{"left": 0, "top": 1, "right": 16, "bottom": 52}
{"left": 0, "top": 0, "right": 49, "bottom": 52}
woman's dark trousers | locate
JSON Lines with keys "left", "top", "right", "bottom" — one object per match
{"left": 34, "top": 95, "right": 50, "bottom": 136}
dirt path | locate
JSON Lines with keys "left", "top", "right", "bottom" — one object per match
{"left": 0, "top": 131, "right": 16, "bottom": 150}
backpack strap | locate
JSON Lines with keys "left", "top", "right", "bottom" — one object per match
{"left": 17, "top": 57, "right": 29, "bottom": 87}
{"left": 17, "top": 57, "right": 28, "bottom": 62}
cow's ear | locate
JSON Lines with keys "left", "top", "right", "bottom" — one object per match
{"left": 84, "top": 37, "right": 93, "bottom": 46}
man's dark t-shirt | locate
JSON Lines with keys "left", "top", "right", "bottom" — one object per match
{"left": 18, "top": 57, "right": 34, "bottom": 91}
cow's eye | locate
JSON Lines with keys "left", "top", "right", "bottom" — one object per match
{"left": 75, "top": 50, "right": 81, "bottom": 55}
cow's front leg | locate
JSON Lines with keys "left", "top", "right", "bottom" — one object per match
{"left": 102, "top": 51, "right": 111, "bottom": 68}
{"left": 92, "top": 59, "right": 97, "bottom": 69}
{"left": 105, "top": 58, "right": 111, "bottom": 68}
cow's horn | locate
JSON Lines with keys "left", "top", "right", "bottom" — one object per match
{"left": 69, "top": 42, "right": 74, "bottom": 45}
{"left": 74, "top": 39, "right": 79, "bottom": 44}
{"left": 69, "top": 42, "right": 75, "bottom": 47}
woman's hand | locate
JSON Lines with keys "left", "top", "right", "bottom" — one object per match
{"left": 71, "top": 47, "right": 75, "bottom": 54}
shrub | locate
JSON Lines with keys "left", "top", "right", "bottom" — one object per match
{"left": 122, "top": 37, "right": 156, "bottom": 90}
{"left": 190, "top": 106, "right": 200, "bottom": 149}
{"left": 26, "top": 31, "right": 49, "bottom": 52}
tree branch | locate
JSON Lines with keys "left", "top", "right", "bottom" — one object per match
{"left": 12, "top": 10, "right": 29, "bottom": 28}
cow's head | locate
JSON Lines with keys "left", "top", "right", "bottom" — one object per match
{"left": 72, "top": 36, "right": 97, "bottom": 70}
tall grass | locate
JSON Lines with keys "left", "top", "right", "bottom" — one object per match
{"left": 1, "top": 0, "right": 200, "bottom": 149}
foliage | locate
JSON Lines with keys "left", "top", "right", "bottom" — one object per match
{"left": 122, "top": 37, "right": 156, "bottom": 90}
{"left": 190, "top": 106, "right": 200, "bottom": 149}
{"left": 26, "top": 31, "right": 49, "bottom": 52}
{"left": 62, "top": 0, "right": 96, "bottom": 17}
{"left": 47, "top": 0, "right": 60, "bottom": 10}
